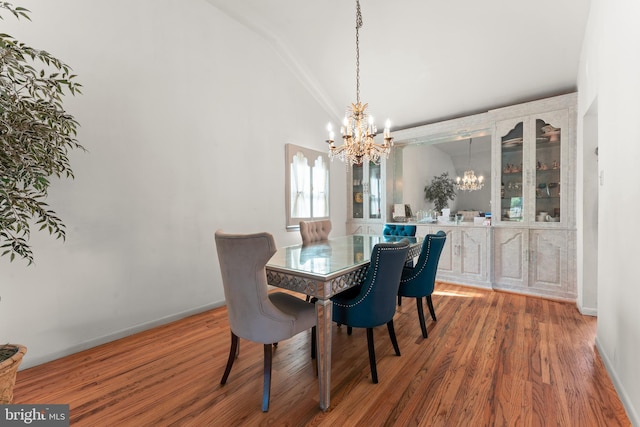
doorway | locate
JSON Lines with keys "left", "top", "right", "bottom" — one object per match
{"left": 579, "top": 99, "right": 599, "bottom": 315}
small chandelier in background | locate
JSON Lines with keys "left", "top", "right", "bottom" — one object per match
{"left": 326, "top": 0, "right": 393, "bottom": 165}
{"left": 456, "top": 138, "right": 484, "bottom": 191}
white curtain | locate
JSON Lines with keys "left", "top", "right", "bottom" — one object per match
{"left": 312, "top": 155, "right": 329, "bottom": 217}
{"left": 290, "top": 152, "right": 310, "bottom": 218}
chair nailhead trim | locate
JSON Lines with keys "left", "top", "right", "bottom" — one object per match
{"left": 400, "top": 235, "right": 445, "bottom": 283}
{"left": 333, "top": 245, "right": 405, "bottom": 308}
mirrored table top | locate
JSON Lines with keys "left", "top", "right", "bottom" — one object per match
{"left": 266, "top": 234, "right": 421, "bottom": 280}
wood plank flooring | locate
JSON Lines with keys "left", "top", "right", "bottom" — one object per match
{"left": 13, "top": 282, "right": 630, "bottom": 426}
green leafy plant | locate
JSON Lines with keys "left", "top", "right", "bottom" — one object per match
{"left": 0, "top": 343, "right": 17, "bottom": 360}
{"left": 424, "top": 172, "right": 456, "bottom": 213}
{"left": 1, "top": 2, "right": 83, "bottom": 264}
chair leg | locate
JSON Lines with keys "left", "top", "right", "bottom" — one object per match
{"left": 311, "top": 326, "right": 316, "bottom": 359}
{"left": 397, "top": 295, "right": 402, "bottom": 306}
{"left": 221, "top": 332, "right": 239, "bottom": 385}
{"left": 387, "top": 320, "right": 401, "bottom": 356}
{"left": 416, "top": 297, "right": 428, "bottom": 338}
{"left": 366, "top": 328, "right": 378, "bottom": 384}
{"left": 347, "top": 326, "right": 353, "bottom": 335}
{"left": 426, "top": 295, "right": 437, "bottom": 321}
{"left": 262, "top": 344, "right": 273, "bottom": 412}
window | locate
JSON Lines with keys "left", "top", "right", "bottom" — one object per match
{"left": 285, "top": 144, "right": 330, "bottom": 229}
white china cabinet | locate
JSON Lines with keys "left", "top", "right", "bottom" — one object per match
{"left": 493, "top": 228, "right": 575, "bottom": 300}
{"left": 347, "top": 160, "right": 386, "bottom": 234}
{"left": 491, "top": 101, "right": 576, "bottom": 300}
{"left": 416, "top": 225, "right": 491, "bottom": 289}
{"left": 361, "top": 93, "right": 577, "bottom": 301}
{"left": 494, "top": 109, "right": 570, "bottom": 227}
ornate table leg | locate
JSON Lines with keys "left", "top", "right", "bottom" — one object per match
{"left": 315, "top": 298, "right": 332, "bottom": 411}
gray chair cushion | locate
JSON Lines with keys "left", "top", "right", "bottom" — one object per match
{"left": 215, "top": 230, "right": 316, "bottom": 344}
{"left": 299, "top": 220, "right": 332, "bottom": 245}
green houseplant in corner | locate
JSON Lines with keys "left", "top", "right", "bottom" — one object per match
{"left": 424, "top": 172, "right": 456, "bottom": 215}
{"left": 1, "top": 2, "right": 82, "bottom": 403}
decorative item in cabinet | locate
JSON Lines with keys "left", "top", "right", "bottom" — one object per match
{"left": 495, "top": 108, "right": 569, "bottom": 226}
{"left": 499, "top": 121, "right": 524, "bottom": 222}
{"left": 348, "top": 159, "right": 385, "bottom": 228}
{"left": 352, "top": 163, "right": 365, "bottom": 218}
{"left": 534, "top": 118, "right": 563, "bottom": 223}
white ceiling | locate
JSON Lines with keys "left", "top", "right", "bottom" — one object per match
{"left": 206, "top": 0, "right": 590, "bottom": 134}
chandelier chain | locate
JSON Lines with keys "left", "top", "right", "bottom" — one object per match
{"left": 355, "top": 0, "right": 362, "bottom": 105}
{"left": 324, "top": 0, "right": 393, "bottom": 165}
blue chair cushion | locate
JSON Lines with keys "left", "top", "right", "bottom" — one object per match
{"left": 383, "top": 224, "right": 417, "bottom": 237}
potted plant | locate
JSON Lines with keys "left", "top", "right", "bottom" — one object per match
{"left": 424, "top": 172, "right": 456, "bottom": 214}
{"left": 1, "top": 2, "right": 82, "bottom": 402}
{"left": 0, "top": 344, "right": 27, "bottom": 404}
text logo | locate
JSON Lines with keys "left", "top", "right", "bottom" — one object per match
{"left": 1, "top": 405, "right": 69, "bottom": 426}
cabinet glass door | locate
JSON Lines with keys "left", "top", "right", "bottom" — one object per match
{"left": 352, "top": 163, "right": 364, "bottom": 219}
{"left": 500, "top": 122, "right": 524, "bottom": 222}
{"left": 368, "top": 161, "right": 382, "bottom": 219}
{"left": 534, "top": 119, "right": 562, "bottom": 223}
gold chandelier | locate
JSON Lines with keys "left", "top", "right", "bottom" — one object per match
{"left": 456, "top": 138, "right": 485, "bottom": 191}
{"left": 326, "top": 0, "right": 393, "bottom": 165}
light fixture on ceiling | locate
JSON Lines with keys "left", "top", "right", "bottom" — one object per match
{"left": 325, "top": 0, "right": 393, "bottom": 165}
{"left": 456, "top": 138, "right": 484, "bottom": 191}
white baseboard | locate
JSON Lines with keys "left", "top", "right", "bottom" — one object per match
{"left": 577, "top": 304, "right": 597, "bottom": 317}
{"left": 595, "top": 337, "right": 639, "bottom": 426}
{"left": 20, "top": 301, "right": 226, "bottom": 370}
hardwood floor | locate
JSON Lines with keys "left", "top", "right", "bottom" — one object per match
{"left": 13, "top": 283, "right": 630, "bottom": 426}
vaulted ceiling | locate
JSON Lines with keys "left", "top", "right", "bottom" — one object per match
{"left": 206, "top": 0, "right": 590, "bottom": 131}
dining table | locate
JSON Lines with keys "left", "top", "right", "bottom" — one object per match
{"left": 265, "top": 233, "right": 423, "bottom": 411}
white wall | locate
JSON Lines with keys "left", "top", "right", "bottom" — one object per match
{"left": 0, "top": 0, "right": 346, "bottom": 368}
{"left": 578, "top": 0, "right": 640, "bottom": 423}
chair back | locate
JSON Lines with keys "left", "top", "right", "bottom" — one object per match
{"left": 334, "top": 241, "right": 410, "bottom": 328}
{"left": 299, "top": 220, "right": 332, "bottom": 245}
{"left": 399, "top": 231, "right": 446, "bottom": 297}
{"left": 383, "top": 224, "right": 417, "bottom": 237}
{"left": 215, "top": 230, "right": 298, "bottom": 343}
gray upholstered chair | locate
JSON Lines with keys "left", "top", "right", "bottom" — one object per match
{"left": 215, "top": 230, "right": 316, "bottom": 412}
{"left": 299, "top": 220, "right": 332, "bottom": 301}
{"left": 299, "top": 220, "right": 332, "bottom": 245}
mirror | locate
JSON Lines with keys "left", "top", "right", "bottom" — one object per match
{"left": 392, "top": 135, "right": 492, "bottom": 216}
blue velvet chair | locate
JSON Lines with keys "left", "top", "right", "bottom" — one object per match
{"left": 397, "top": 231, "right": 446, "bottom": 338}
{"left": 383, "top": 224, "right": 417, "bottom": 237}
{"left": 331, "top": 240, "right": 410, "bottom": 384}
{"left": 384, "top": 224, "right": 417, "bottom": 304}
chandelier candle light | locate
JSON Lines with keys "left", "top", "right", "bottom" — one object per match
{"left": 456, "top": 138, "right": 485, "bottom": 191}
{"left": 326, "top": 0, "right": 393, "bottom": 165}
